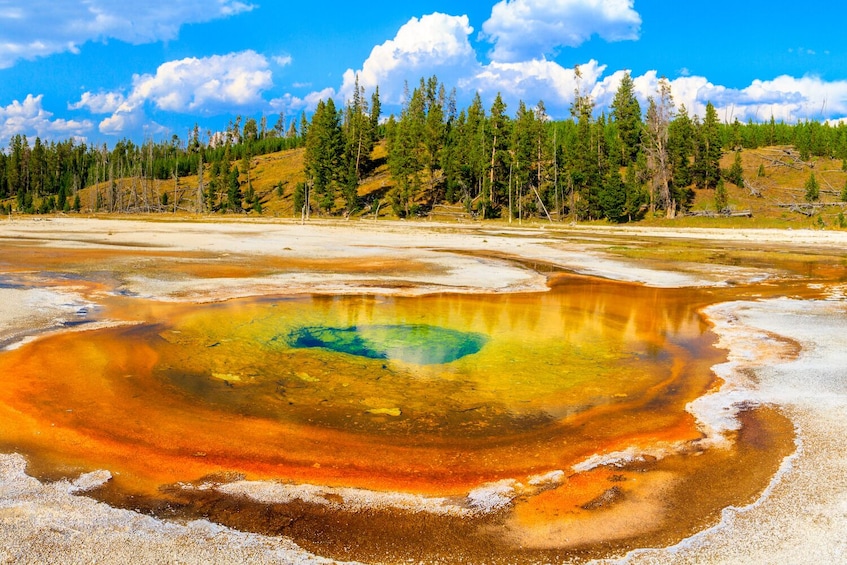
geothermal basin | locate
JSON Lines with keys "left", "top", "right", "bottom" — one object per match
{"left": 1, "top": 218, "right": 846, "bottom": 564}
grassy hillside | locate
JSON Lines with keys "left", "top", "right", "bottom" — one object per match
{"left": 679, "top": 146, "right": 847, "bottom": 228}
{"left": 60, "top": 143, "right": 847, "bottom": 229}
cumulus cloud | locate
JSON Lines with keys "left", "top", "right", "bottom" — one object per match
{"left": 330, "top": 8, "right": 847, "bottom": 126}
{"left": 273, "top": 55, "right": 293, "bottom": 67}
{"left": 686, "top": 74, "right": 847, "bottom": 123}
{"left": 0, "top": 94, "right": 92, "bottom": 141}
{"left": 74, "top": 51, "right": 273, "bottom": 135}
{"left": 482, "top": 0, "right": 641, "bottom": 62}
{"left": 68, "top": 91, "right": 126, "bottom": 114}
{"left": 339, "top": 13, "right": 479, "bottom": 104}
{"left": 579, "top": 69, "right": 847, "bottom": 125}
{"left": 132, "top": 51, "right": 272, "bottom": 112}
{"left": 469, "top": 59, "right": 606, "bottom": 109}
{"left": 269, "top": 87, "right": 337, "bottom": 116}
{"left": 0, "top": 0, "right": 254, "bottom": 68}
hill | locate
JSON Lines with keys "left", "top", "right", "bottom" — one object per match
{"left": 46, "top": 142, "right": 847, "bottom": 229}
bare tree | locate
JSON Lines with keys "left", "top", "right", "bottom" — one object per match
{"left": 643, "top": 78, "right": 675, "bottom": 216}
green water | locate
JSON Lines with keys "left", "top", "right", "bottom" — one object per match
{"left": 284, "top": 324, "right": 489, "bottom": 365}
{"left": 141, "top": 280, "right": 717, "bottom": 441}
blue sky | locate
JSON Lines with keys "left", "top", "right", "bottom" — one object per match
{"left": 2, "top": 0, "right": 847, "bottom": 145}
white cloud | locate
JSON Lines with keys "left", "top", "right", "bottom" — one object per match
{"left": 273, "top": 55, "right": 293, "bottom": 67}
{"left": 0, "top": 94, "right": 92, "bottom": 141}
{"left": 584, "top": 69, "right": 847, "bottom": 125}
{"left": 707, "top": 75, "right": 847, "bottom": 123}
{"left": 76, "top": 51, "right": 273, "bottom": 135}
{"left": 339, "top": 13, "right": 479, "bottom": 104}
{"left": 132, "top": 51, "right": 272, "bottom": 112}
{"left": 481, "top": 0, "right": 641, "bottom": 62}
{"left": 0, "top": 0, "right": 254, "bottom": 68}
{"left": 469, "top": 59, "right": 606, "bottom": 109}
{"left": 269, "top": 87, "right": 337, "bottom": 116}
{"left": 69, "top": 91, "right": 126, "bottom": 114}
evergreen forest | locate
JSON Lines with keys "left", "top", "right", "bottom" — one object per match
{"left": 1, "top": 74, "right": 846, "bottom": 224}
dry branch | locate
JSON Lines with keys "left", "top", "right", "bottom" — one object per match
{"left": 686, "top": 209, "right": 752, "bottom": 218}
{"left": 743, "top": 179, "right": 763, "bottom": 197}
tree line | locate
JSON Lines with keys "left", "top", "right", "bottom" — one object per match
{"left": 4, "top": 73, "right": 847, "bottom": 220}
{"left": 302, "top": 73, "right": 847, "bottom": 222}
{"left": 0, "top": 114, "right": 304, "bottom": 214}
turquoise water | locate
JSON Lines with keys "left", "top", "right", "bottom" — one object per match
{"left": 285, "top": 324, "right": 489, "bottom": 365}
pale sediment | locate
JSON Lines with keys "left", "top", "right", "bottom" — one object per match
{"left": 614, "top": 298, "right": 847, "bottom": 564}
{"left": 0, "top": 453, "right": 340, "bottom": 565}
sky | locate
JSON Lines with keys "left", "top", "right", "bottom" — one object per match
{"left": 2, "top": 0, "right": 847, "bottom": 146}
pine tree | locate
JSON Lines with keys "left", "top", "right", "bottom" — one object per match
{"left": 272, "top": 112, "right": 286, "bottom": 137}
{"left": 694, "top": 102, "right": 722, "bottom": 189}
{"left": 715, "top": 178, "right": 728, "bottom": 212}
{"left": 727, "top": 151, "right": 744, "bottom": 187}
{"left": 668, "top": 105, "right": 694, "bottom": 189}
{"left": 387, "top": 85, "right": 427, "bottom": 216}
{"left": 242, "top": 118, "right": 259, "bottom": 143}
{"left": 463, "top": 93, "right": 488, "bottom": 205}
{"left": 304, "top": 98, "right": 344, "bottom": 214}
{"left": 485, "top": 92, "right": 510, "bottom": 217}
{"left": 623, "top": 159, "right": 647, "bottom": 221}
{"left": 441, "top": 109, "right": 464, "bottom": 204}
{"left": 227, "top": 165, "right": 242, "bottom": 211}
{"left": 532, "top": 101, "right": 553, "bottom": 221}
{"left": 370, "top": 86, "right": 382, "bottom": 142}
{"left": 343, "top": 74, "right": 374, "bottom": 184}
{"left": 511, "top": 101, "right": 536, "bottom": 222}
{"left": 609, "top": 71, "right": 642, "bottom": 164}
{"left": 422, "top": 77, "right": 446, "bottom": 204}
{"left": 600, "top": 169, "right": 627, "bottom": 222}
{"left": 293, "top": 181, "right": 306, "bottom": 217}
{"left": 567, "top": 68, "right": 600, "bottom": 221}
{"left": 805, "top": 173, "right": 820, "bottom": 202}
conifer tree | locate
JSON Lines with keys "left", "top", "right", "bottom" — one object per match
{"left": 694, "top": 102, "right": 722, "bottom": 189}
{"left": 568, "top": 70, "right": 599, "bottom": 220}
{"left": 272, "top": 112, "right": 286, "bottom": 137}
{"left": 600, "top": 169, "right": 627, "bottom": 222}
{"left": 727, "top": 151, "right": 744, "bottom": 187}
{"left": 370, "top": 86, "right": 382, "bottom": 142}
{"left": 485, "top": 93, "right": 510, "bottom": 217}
{"left": 622, "top": 158, "right": 647, "bottom": 221}
{"left": 441, "top": 110, "right": 464, "bottom": 204}
{"left": 805, "top": 172, "right": 820, "bottom": 202}
{"left": 304, "top": 98, "right": 344, "bottom": 213}
{"left": 227, "top": 165, "right": 242, "bottom": 211}
{"left": 715, "top": 178, "right": 728, "bottom": 212}
{"left": 387, "top": 84, "right": 427, "bottom": 216}
{"left": 343, "top": 74, "right": 374, "bottom": 183}
{"left": 532, "top": 101, "right": 553, "bottom": 221}
{"left": 511, "top": 101, "right": 536, "bottom": 221}
{"left": 423, "top": 77, "right": 446, "bottom": 203}
{"left": 464, "top": 93, "right": 488, "bottom": 204}
{"left": 668, "top": 105, "right": 694, "bottom": 190}
{"left": 610, "top": 71, "right": 642, "bottom": 164}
